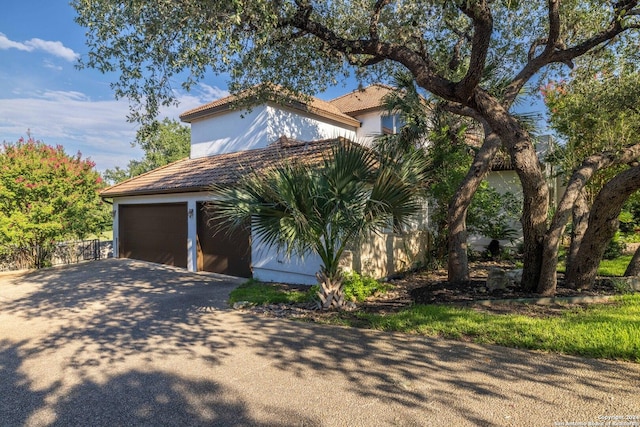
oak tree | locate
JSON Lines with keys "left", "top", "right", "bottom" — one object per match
{"left": 543, "top": 68, "right": 640, "bottom": 289}
{"left": 74, "top": 0, "right": 640, "bottom": 291}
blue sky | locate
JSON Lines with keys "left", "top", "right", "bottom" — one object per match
{"left": 0, "top": 1, "right": 235, "bottom": 172}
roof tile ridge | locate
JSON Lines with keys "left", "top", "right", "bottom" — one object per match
{"left": 327, "top": 83, "right": 392, "bottom": 103}
{"left": 100, "top": 157, "right": 190, "bottom": 192}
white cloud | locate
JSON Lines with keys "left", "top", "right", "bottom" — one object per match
{"left": 0, "top": 32, "right": 79, "bottom": 61}
{"left": 0, "top": 84, "right": 228, "bottom": 172}
{"left": 43, "top": 60, "right": 63, "bottom": 71}
{"left": 0, "top": 33, "right": 31, "bottom": 51}
{"left": 0, "top": 91, "right": 141, "bottom": 172}
{"left": 197, "top": 83, "right": 229, "bottom": 100}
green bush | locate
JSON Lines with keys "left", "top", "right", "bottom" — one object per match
{"left": 341, "top": 271, "right": 391, "bottom": 302}
{"left": 603, "top": 232, "right": 627, "bottom": 260}
{"left": 467, "top": 184, "right": 522, "bottom": 242}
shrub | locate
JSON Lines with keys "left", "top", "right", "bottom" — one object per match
{"left": 603, "top": 232, "right": 627, "bottom": 260}
{"left": 342, "top": 271, "right": 392, "bottom": 302}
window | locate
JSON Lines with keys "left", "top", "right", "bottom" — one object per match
{"left": 381, "top": 114, "right": 404, "bottom": 135}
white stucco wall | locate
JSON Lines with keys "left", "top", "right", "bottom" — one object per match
{"left": 264, "top": 105, "right": 356, "bottom": 145}
{"left": 251, "top": 234, "right": 323, "bottom": 285}
{"left": 190, "top": 104, "right": 357, "bottom": 158}
{"left": 190, "top": 107, "right": 270, "bottom": 158}
{"left": 353, "top": 111, "right": 382, "bottom": 146}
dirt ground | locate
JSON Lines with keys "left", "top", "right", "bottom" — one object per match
{"left": 361, "top": 261, "right": 624, "bottom": 317}
{"left": 250, "top": 261, "right": 627, "bottom": 320}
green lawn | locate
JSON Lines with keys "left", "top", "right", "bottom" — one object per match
{"left": 556, "top": 254, "right": 632, "bottom": 277}
{"left": 342, "top": 295, "right": 640, "bottom": 362}
{"left": 230, "top": 281, "right": 640, "bottom": 362}
{"left": 598, "top": 255, "right": 633, "bottom": 276}
{"left": 229, "top": 280, "right": 314, "bottom": 305}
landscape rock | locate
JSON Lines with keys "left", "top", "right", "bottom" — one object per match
{"left": 233, "top": 301, "right": 253, "bottom": 310}
{"left": 487, "top": 268, "right": 523, "bottom": 292}
{"left": 613, "top": 276, "right": 640, "bottom": 292}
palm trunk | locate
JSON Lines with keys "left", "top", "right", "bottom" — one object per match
{"left": 316, "top": 271, "right": 345, "bottom": 310}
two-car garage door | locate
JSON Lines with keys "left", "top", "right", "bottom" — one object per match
{"left": 118, "top": 203, "right": 251, "bottom": 277}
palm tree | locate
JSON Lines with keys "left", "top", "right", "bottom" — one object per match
{"left": 208, "top": 142, "right": 427, "bottom": 309}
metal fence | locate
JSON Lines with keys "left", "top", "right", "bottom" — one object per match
{"left": 0, "top": 240, "right": 113, "bottom": 272}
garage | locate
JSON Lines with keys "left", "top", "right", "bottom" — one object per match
{"left": 119, "top": 203, "right": 188, "bottom": 268}
{"left": 197, "top": 202, "right": 251, "bottom": 278}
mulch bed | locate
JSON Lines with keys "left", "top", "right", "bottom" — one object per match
{"left": 359, "top": 261, "right": 623, "bottom": 317}
{"left": 242, "top": 261, "right": 628, "bottom": 320}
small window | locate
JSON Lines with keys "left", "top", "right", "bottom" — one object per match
{"left": 381, "top": 114, "right": 404, "bottom": 135}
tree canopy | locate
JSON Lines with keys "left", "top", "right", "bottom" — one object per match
{"left": 74, "top": 1, "right": 639, "bottom": 120}
{"left": 0, "top": 138, "right": 109, "bottom": 268}
{"left": 74, "top": 0, "right": 640, "bottom": 292}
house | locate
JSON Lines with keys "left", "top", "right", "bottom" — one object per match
{"left": 468, "top": 135, "right": 562, "bottom": 252}
{"left": 101, "top": 84, "right": 430, "bottom": 285}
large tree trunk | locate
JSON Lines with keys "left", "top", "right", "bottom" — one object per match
{"left": 567, "top": 190, "right": 590, "bottom": 271}
{"left": 566, "top": 165, "right": 640, "bottom": 288}
{"left": 538, "top": 144, "right": 640, "bottom": 294}
{"left": 473, "top": 90, "right": 549, "bottom": 292}
{"left": 538, "top": 190, "right": 589, "bottom": 295}
{"left": 448, "top": 131, "right": 502, "bottom": 283}
{"left": 624, "top": 245, "right": 640, "bottom": 277}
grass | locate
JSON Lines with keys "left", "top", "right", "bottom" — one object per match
{"left": 556, "top": 254, "right": 633, "bottom": 277}
{"left": 230, "top": 272, "right": 391, "bottom": 306}
{"left": 230, "top": 280, "right": 640, "bottom": 362}
{"left": 229, "top": 279, "right": 313, "bottom": 305}
{"left": 598, "top": 255, "right": 633, "bottom": 276}
{"left": 83, "top": 230, "right": 113, "bottom": 241}
{"left": 333, "top": 295, "right": 640, "bottom": 362}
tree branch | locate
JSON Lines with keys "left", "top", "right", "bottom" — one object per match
{"left": 440, "top": 100, "right": 487, "bottom": 124}
{"left": 503, "top": 0, "right": 639, "bottom": 108}
{"left": 544, "top": 0, "right": 561, "bottom": 56}
{"left": 456, "top": 2, "right": 493, "bottom": 101}
{"left": 546, "top": 142, "right": 640, "bottom": 255}
{"left": 285, "top": 3, "right": 457, "bottom": 101}
{"left": 369, "top": 0, "right": 391, "bottom": 40}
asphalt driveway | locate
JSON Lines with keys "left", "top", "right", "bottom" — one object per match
{"left": 0, "top": 259, "right": 638, "bottom": 426}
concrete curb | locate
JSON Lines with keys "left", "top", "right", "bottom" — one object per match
{"left": 463, "top": 294, "right": 620, "bottom": 306}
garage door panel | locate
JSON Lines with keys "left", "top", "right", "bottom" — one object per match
{"left": 197, "top": 202, "right": 251, "bottom": 277}
{"left": 119, "top": 203, "right": 188, "bottom": 268}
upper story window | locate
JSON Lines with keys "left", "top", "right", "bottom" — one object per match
{"left": 381, "top": 114, "right": 404, "bottom": 135}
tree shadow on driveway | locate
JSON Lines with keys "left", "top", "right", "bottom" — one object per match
{"left": 1, "top": 258, "right": 639, "bottom": 426}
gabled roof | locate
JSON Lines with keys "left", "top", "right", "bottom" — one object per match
{"left": 180, "top": 86, "right": 360, "bottom": 128}
{"left": 329, "top": 84, "right": 397, "bottom": 116}
{"left": 101, "top": 137, "right": 345, "bottom": 198}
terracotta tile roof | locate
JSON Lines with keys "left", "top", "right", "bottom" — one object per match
{"left": 180, "top": 85, "right": 360, "bottom": 128}
{"left": 329, "top": 84, "right": 398, "bottom": 115}
{"left": 100, "top": 137, "right": 346, "bottom": 198}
